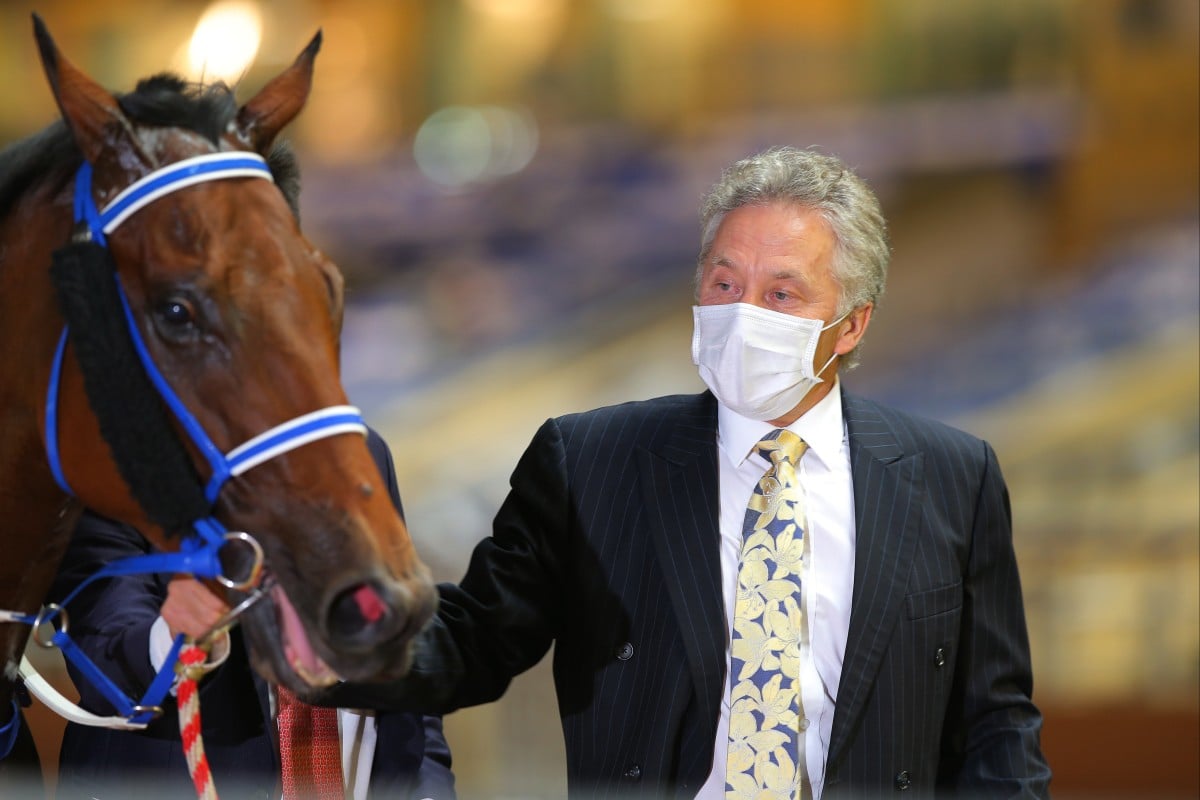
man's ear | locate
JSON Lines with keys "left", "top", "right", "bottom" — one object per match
{"left": 834, "top": 302, "right": 873, "bottom": 355}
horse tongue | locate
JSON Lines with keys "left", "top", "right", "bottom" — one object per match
{"left": 271, "top": 583, "right": 339, "bottom": 687}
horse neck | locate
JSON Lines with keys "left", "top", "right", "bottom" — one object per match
{"left": 0, "top": 495, "right": 79, "bottom": 718}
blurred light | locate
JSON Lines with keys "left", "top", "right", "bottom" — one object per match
{"left": 460, "top": 0, "right": 568, "bottom": 97}
{"left": 321, "top": 15, "right": 370, "bottom": 76}
{"left": 465, "top": 0, "right": 565, "bottom": 22}
{"left": 188, "top": 1, "right": 263, "bottom": 84}
{"left": 604, "top": 0, "right": 682, "bottom": 22}
{"left": 480, "top": 106, "right": 539, "bottom": 176}
{"left": 414, "top": 105, "right": 539, "bottom": 189}
{"left": 414, "top": 107, "right": 490, "bottom": 187}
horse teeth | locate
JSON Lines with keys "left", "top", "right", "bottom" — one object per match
{"left": 285, "top": 644, "right": 340, "bottom": 687}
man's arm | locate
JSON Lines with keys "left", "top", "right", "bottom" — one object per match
{"left": 938, "top": 442, "right": 1051, "bottom": 797}
{"left": 367, "top": 426, "right": 405, "bottom": 518}
{"left": 49, "top": 512, "right": 177, "bottom": 703}
{"left": 50, "top": 512, "right": 236, "bottom": 706}
{"left": 323, "top": 417, "right": 570, "bottom": 713}
{"left": 413, "top": 714, "right": 455, "bottom": 799}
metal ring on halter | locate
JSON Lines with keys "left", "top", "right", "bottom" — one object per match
{"left": 32, "top": 603, "right": 68, "bottom": 649}
{"left": 130, "top": 704, "right": 164, "bottom": 721}
{"left": 216, "top": 531, "right": 265, "bottom": 591}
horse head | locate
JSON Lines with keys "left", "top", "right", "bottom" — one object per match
{"left": 30, "top": 16, "right": 435, "bottom": 694}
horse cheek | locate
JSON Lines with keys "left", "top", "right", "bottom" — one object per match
{"left": 53, "top": 365, "right": 150, "bottom": 534}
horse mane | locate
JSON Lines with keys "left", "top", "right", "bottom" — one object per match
{"left": 0, "top": 73, "right": 301, "bottom": 224}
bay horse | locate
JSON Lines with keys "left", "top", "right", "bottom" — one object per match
{"left": 0, "top": 15, "right": 435, "bottom": 746}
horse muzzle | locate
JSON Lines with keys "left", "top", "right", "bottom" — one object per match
{"left": 245, "top": 566, "right": 436, "bottom": 690}
{"left": 324, "top": 574, "right": 436, "bottom": 653}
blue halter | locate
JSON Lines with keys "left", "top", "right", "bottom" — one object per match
{"left": 24, "top": 151, "right": 367, "bottom": 731}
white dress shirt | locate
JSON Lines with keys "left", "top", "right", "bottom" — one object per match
{"left": 150, "top": 618, "right": 379, "bottom": 800}
{"left": 696, "top": 382, "right": 856, "bottom": 800}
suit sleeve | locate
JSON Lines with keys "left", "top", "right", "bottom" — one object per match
{"left": 326, "top": 417, "right": 568, "bottom": 712}
{"left": 48, "top": 512, "right": 172, "bottom": 709}
{"left": 939, "top": 442, "right": 1051, "bottom": 797}
{"left": 366, "top": 426, "right": 405, "bottom": 521}
{"left": 365, "top": 427, "right": 459, "bottom": 795}
{"left": 412, "top": 715, "right": 456, "bottom": 799}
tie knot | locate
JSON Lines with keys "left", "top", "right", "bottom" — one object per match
{"left": 755, "top": 429, "right": 808, "bottom": 466}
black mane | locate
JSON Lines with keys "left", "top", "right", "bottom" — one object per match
{"left": 117, "top": 74, "right": 237, "bottom": 143}
{"left": 0, "top": 73, "right": 300, "bottom": 223}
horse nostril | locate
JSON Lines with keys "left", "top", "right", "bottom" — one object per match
{"left": 353, "top": 584, "right": 387, "bottom": 624}
{"left": 328, "top": 580, "right": 395, "bottom": 645}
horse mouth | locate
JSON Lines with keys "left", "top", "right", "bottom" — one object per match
{"left": 270, "top": 580, "right": 342, "bottom": 688}
{"left": 240, "top": 566, "right": 427, "bottom": 692}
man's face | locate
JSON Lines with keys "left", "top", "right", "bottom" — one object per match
{"left": 698, "top": 201, "right": 845, "bottom": 361}
{"left": 696, "top": 201, "right": 871, "bottom": 424}
{"left": 698, "top": 201, "right": 842, "bottom": 320}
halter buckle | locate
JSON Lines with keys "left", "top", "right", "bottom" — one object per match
{"left": 129, "top": 704, "right": 163, "bottom": 721}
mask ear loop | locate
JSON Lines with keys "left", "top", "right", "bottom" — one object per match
{"left": 814, "top": 310, "right": 853, "bottom": 380}
{"left": 819, "top": 310, "right": 852, "bottom": 332}
{"left": 813, "top": 349, "right": 839, "bottom": 380}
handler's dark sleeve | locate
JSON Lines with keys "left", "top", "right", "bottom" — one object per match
{"left": 365, "top": 428, "right": 458, "bottom": 799}
{"left": 48, "top": 512, "right": 206, "bottom": 703}
{"left": 415, "top": 714, "right": 455, "bottom": 798}
{"left": 325, "top": 416, "right": 570, "bottom": 713}
{"left": 49, "top": 511, "right": 277, "bottom": 800}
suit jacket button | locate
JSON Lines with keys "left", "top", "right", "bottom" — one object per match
{"left": 894, "top": 770, "right": 911, "bottom": 790}
{"left": 624, "top": 763, "right": 642, "bottom": 779}
{"left": 934, "top": 647, "right": 946, "bottom": 667}
{"left": 616, "top": 642, "right": 634, "bottom": 661}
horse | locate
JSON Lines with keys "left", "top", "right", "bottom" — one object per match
{"left": 0, "top": 15, "right": 436, "bottom": 752}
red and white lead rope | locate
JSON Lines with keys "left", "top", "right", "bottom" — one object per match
{"left": 177, "top": 643, "right": 218, "bottom": 800}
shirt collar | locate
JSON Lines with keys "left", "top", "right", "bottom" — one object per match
{"left": 717, "top": 381, "right": 846, "bottom": 469}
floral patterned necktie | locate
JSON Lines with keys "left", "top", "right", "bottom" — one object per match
{"left": 277, "top": 685, "right": 345, "bottom": 799}
{"left": 726, "top": 429, "right": 811, "bottom": 800}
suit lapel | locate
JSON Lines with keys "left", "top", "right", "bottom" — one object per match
{"left": 827, "top": 393, "right": 926, "bottom": 770}
{"left": 639, "top": 393, "right": 725, "bottom": 736}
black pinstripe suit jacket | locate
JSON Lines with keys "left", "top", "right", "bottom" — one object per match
{"left": 332, "top": 390, "right": 1050, "bottom": 799}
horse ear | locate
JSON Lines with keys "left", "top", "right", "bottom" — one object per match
{"left": 235, "top": 31, "right": 322, "bottom": 153}
{"left": 32, "top": 13, "right": 137, "bottom": 166}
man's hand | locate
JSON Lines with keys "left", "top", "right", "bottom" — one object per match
{"left": 162, "top": 576, "right": 230, "bottom": 639}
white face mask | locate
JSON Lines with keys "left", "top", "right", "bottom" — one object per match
{"left": 691, "top": 302, "right": 847, "bottom": 421}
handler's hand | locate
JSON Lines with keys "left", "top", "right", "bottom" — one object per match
{"left": 162, "top": 576, "right": 230, "bottom": 639}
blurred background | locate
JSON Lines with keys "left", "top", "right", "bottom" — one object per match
{"left": 3, "top": 0, "right": 1197, "bottom": 797}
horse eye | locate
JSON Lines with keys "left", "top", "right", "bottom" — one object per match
{"left": 154, "top": 296, "right": 198, "bottom": 339}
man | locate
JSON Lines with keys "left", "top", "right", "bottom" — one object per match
{"left": 325, "top": 146, "right": 1051, "bottom": 797}
{"left": 50, "top": 429, "right": 455, "bottom": 800}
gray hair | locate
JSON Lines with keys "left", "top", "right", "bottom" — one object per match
{"left": 696, "top": 146, "right": 890, "bottom": 368}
